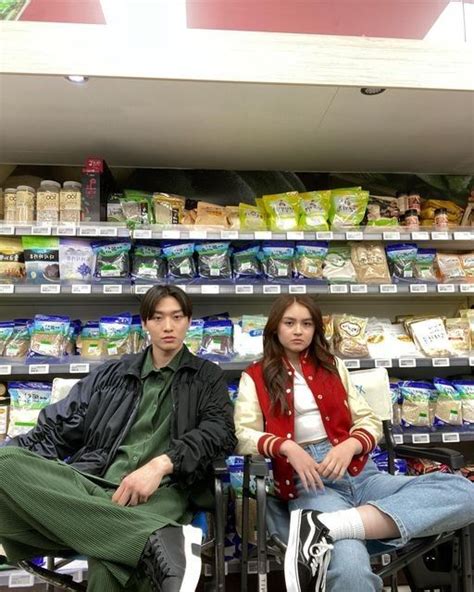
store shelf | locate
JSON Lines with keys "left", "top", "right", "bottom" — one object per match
{"left": 393, "top": 429, "right": 474, "bottom": 445}
{"left": 0, "top": 559, "right": 87, "bottom": 588}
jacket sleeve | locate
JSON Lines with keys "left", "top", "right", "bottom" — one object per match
{"left": 234, "top": 372, "right": 286, "bottom": 458}
{"left": 336, "top": 358, "right": 383, "bottom": 454}
{"left": 165, "top": 365, "right": 237, "bottom": 484}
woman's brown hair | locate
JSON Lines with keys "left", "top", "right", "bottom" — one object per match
{"left": 262, "top": 295, "right": 336, "bottom": 415}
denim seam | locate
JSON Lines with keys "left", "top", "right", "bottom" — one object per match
{"left": 365, "top": 501, "right": 410, "bottom": 546}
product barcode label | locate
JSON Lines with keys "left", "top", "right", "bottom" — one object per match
{"left": 71, "top": 284, "right": 92, "bottom": 294}
{"left": 469, "top": 357, "right": 474, "bottom": 367}
{"left": 437, "top": 284, "right": 455, "bottom": 293}
{"left": 133, "top": 229, "right": 152, "bottom": 239}
{"left": 56, "top": 225, "right": 76, "bottom": 235}
{"left": 189, "top": 230, "right": 207, "bottom": 239}
{"left": 221, "top": 230, "right": 239, "bottom": 239}
{"left": 235, "top": 285, "right": 254, "bottom": 294}
{"left": 393, "top": 434, "right": 403, "bottom": 445}
{"left": 0, "top": 365, "right": 12, "bottom": 375}
{"left": 287, "top": 231, "right": 304, "bottom": 240}
{"left": 69, "top": 363, "right": 90, "bottom": 374}
{"left": 134, "top": 285, "right": 153, "bottom": 295}
{"left": 460, "top": 285, "right": 474, "bottom": 293}
{"left": 399, "top": 358, "right": 416, "bottom": 367}
{"left": 453, "top": 232, "right": 472, "bottom": 240}
{"left": 8, "top": 573, "right": 35, "bottom": 587}
{"left": 350, "top": 284, "right": 368, "bottom": 294}
{"left": 40, "top": 284, "right": 61, "bottom": 294}
{"left": 431, "top": 231, "right": 449, "bottom": 240}
{"left": 317, "top": 231, "right": 334, "bottom": 240}
{"left": 432, "top": 358, "right": 450, "bottom": 367}
{"left": 29, "top": 364, "right": 50, "bottom": 374}
{"left": 0, "top": 225, "right": 14, "bottom": 235}
{"left": 412, "top": 434, "right": 430, "bottom": 444}
{"left": 201, "top": 285, "right": 220, "bottom": 294}
{"left": 79, "top": 226, "right": 98, "bottom": 236}
{"left": 411, "top": 232, "right": 430, "bottom": 241}
{"left": 330, "top": 284, "right": 348, "bottom": 294}
{"left": 99, "top": 226, "right": 118, "bottom": 237}
{"left": 31, "top": 225, "right": 52, "bottom": 235}
{"left": 380, "top": 284, "right": 397, "bottom": 293}
{"left": 343, "top": 359, "right": 360, "bottom": 369}
{"left": 263, "top": 285, "right": 281, "bottom": 294}
{"left": 375, "top": 358, "right": 392, "bottom": 368}
{"left": 410, "top": 284, "right": 427, "bottom": 293}
{"left": 442, "top": 432, "right": 460, "bottom": 443}
{"left": 162, "top": 230, "right": 181, "bottom": 239}
{"left": 254, "top": 231, "right": 272, "bottom": 240}
{"left": 383, "top": 231, "right": 401, "bottom": 240}
{"left": 102, "top": 285, "right": 123, "bottom": 294}
{"left": 289, "top": 285, "right": 307, "bottom": 294}
{"left": 345, "top": 231, "right": 363, "bottom": 240}
{"left": 0, "top": 284, "right": 14, "bottom": 294}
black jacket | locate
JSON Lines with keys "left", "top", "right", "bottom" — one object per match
{"left": 7, "top": 346, "right": 236, "bottom": 486}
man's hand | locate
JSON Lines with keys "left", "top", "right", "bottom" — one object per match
{"left": 279, "top": 440, "right": 325, "bottom": 493}
{"left": 318, "top": 438, "right": 362, "bottom": 481}
{"left": 112, "top": 454, "right": 173, "bottom": 507}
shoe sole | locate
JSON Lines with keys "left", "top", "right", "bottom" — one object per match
{"left": 179, "top": 524, "right": 202, "bottom": 592}
{"left": 284, "top": 509, "right": 303, "bottom": 592}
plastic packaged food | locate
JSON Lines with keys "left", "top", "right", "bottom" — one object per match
{"left": 322, "top": 315, "right": 334, "bottom": 347}
{"left": 259, "top": 242, "right": 295, "bottom": 281}
{"left": 239, "top": 203, "right": 267, "bottom": 231}
{"left": 195, "top": 201, "right": 228, "bottom": 227}
{"left": 60, "top": 182, "right": 82, "bottom": 224}
{"left": 0, "top": 322, "right": 15, "bottom": 356}
{"left": 120, "top": 190, "right": 153, "bottom": 225}
{"left": 77, "top": 322, "right": 103, "bottom": 358}
{"left": 4, "top": 188, "right": 16, "bottom": 223}
{"left": 199, "top": 319, "right": 234, "bottom": 361}
{"left": 366, "top": 318, "right": 393, "bottom": 359}
{"left": 59, "top": 239, "right": 93, "bottom": 283}
{"left": 36, "top": 180, "right": 60, "bottom": 224}
{"left": 329, "top": 187, "right": 369, "bottom": 228}
{"left": 458, "top": 309, "right": 474, "bottom": 348}
{"left": 15, "top": 185, "right": 35, "bottom": 224}
{"left": 3, "top": 320, "right": 31, "bottom": 358}
{"left": 152, "top": 193, "right": 185, "bottom": 225}
{"left": 404, "top": 209, "right": 420, "bottom": 230}
{"left": 385, "top": 243, "right": 417, "bottom": 282}
{"left": 436, "top": 253, "right": 465, "bottom": 283}
{"left": 445, "top": 318, "right": 471, "bottom": 355}
{"left": 225, "top": 206, "right": 240, "bottom": 229}
{"left": 162, "top": 242, "right": 196, "bottom": 280}
{"left": 434, "top": 208, "right": 449, "bottom": 229}
{"left": 184, "top": 319, "right": 205, "bottom": 355}
{"left": 298, "top": 191, "right": 331, "bottom": 231}
{"left": 408, "top": 317, "right": 453, "bottom": 357}
{"left": 262, "top": 192, "right": 300, "bottom": 232}
{"left": 322, "top": 245, "right": 357, "bottom": 283}
{"left": 27, "top": 315, "right": 71, "bottom": 361}
{"left": 351, "top": 242, "right": 390, "bottom": 284}
{"left": 414, "top": 248, "right": 437, "bottom": 282}
{"left": 233, "top": 315, "right": 266, "bottom": 359}
{"left": 452, "top": 379, "right": 474, "bottom": 426}
{"left": 386, "top": 324, "right": 420, "bottom": 358}
{"left": 460, "top": 252, "right": 474, "bottom": 282}
{"left": 294, "top": 242, "right": 328, "bottom": 280}
{"left": 366, "top": 195, "right": 400, "bottom": 226}
{"left": 399, "top": 381, "right": 435, "bottom": 428}
{"left": 22, "top": 236, "right": 60, "bottom": 283}
{"left": 131, "top": 244, "right": 166, "bottom": 281}
{"left": 232, "top": 244, "right": 262, "bottom": 280}
{"left": 195, "top": 242, "right": 232, "bottom": 280}
{"left": 50, "top": 377, "right": 80, "bottom": 405}
{"left": 432, "top": 378, "right": 462, "bottom": 427}
{"left": 0, "top": 237, "right": 25, "bottom": 283}
{"left": 92, "top": 240, "right": 131, "bottom": 280}
{"left": 333, "top": 314, "right": 369, "bottom": 358}
{"left": 7, "top": 381, "right": 52, "bottom": 437}
{"left": 99, "top": 314, "right": 132, "bottom": 357}
{"left": 420, "top": 199, "right": 464, "bottom": 225}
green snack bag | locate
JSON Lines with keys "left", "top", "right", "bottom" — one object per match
{"left": 329, "top": 187, "right": 369, "bottom": 228}
{"left": 298, "top": 190, "right": 331, "bottom": 231}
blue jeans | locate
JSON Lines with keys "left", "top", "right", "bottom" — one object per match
{"left": 268, "top": 439, "right": 474, "bottom": 592}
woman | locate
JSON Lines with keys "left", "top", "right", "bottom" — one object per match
{"left": 234, "top": 295, "right": 474, "bottom": 592}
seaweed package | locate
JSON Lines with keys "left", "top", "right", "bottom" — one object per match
{"left": 351, "top": 242, "right": 391, "bottom": 284}
{"left": 22, "top": 236, "right": 60, "bottom": 284}
{"left": 232, "top": 244, "right": 262, "bottom": 280}
{"left": 385, "top": 243, "right": 417, "bottom": 283}
{"left": 322, "top": 245, "right": 357, "bottom": 283}
{"left": 333, "top": 314, "right": 369, "bottom": 358}
{"left": 121, "top": 190, "right": 153, "bottom": 225}
{"left": 433, "top": 378, "right": 462, "bottom": 427}
{"left": 162, "top": 242, "right": 196, "bottom": 280}
{"left": 184, "top": 319, "right": 205, "bottom": 355}
{"left": 294, "top": 242, "right": 328, "bottom": 280}
{"left": 259, "top": 242, "right": 295, "bottom": 281}
{"left": 262, "top": 192, "right": 300, "bottom": 232}
{"left": 0, "top": 322, "right": 15, "bottom": 356}
{"left": 329, "top": 187, "right": 369, "bottom": 228}
{"left": 414, "top": 248, "right": 437, "bottom": 282}
{"left": 199, "top": 319, "right": 234, "bottom": 361}
{"left": 130, "top": 315, "right": 146, "bottom": 354}
{"left": 132, "top": 244, "right": 166, "bottom": 281}
{"left": 59, "top": 239, "right": 93, "bottom": 283}
{"left": 27, "top": 315, "right": 71, "bottom": 361}
{"left": 239, "top": 203, "right": 267, "bottom": 231}
{"left": 298, "top": 191, "right": 331, "bottom": 231}
{"left": 99, "top": 314, "right": 132, "bottom": 358}
{"left": 92, "top": 240, "right": 131, "bottom": 281}
{"left": 7, "top": 381, "right": 52, "bottom": 437}
{"left": 195, "top": 241, "right": 232, "bottom": 280}
{"left": 77, "top": 322, "right": 103, "bottom": 358}
{"left": 399, "top": 381, "right": 435, "bottom": 428}
{"left": 0, "top": 238, "right": 25, "bottom": 283}
{"left": 152, "top": 193, "right": 185, "bottom": 225}
{"left": 452, "top": 379, "right": 474, "bottom": 426}
{"left": 4, "top": 320, "right": 31, "bottom": 358}
{"left": 65, "top": 319, "right": 82, "bottom": 356}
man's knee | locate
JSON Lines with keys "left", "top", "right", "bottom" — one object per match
{"left": 326, "top": 539, "right": 382, "bottom": 592}
{"left": 0, "top": 447, "right": 32, "bottom": 489}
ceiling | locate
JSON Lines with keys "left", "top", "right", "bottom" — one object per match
{"left": 0, "top": 74, "right": 473, "bottom": 173}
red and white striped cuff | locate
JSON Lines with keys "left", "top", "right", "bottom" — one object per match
{"left": 350, "top": 429, "right": 376, "bottom": 454}
{"left": 257, "top": 433, "right": 286, "bottom": 458}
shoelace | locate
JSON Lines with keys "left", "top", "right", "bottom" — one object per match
{"left": 308, "top": 538, "right": 333, "bottom": 592}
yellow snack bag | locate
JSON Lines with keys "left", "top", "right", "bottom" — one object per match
{"left": 262, "top": 192, "right": 300, "bottom": 232}
{"left": 298, "top": 191, "right": 331, "bottom": 231}
{"left": 239, "top": 203, "right": 267, "bottom": 231}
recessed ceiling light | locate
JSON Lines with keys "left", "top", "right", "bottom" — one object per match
{"left": 66, "top": 75, "right": 89, "bottom": 84}
{"left": 360, "top": 87, "right": 386, "bottom": 96}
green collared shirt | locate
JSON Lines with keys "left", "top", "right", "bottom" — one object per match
{"left": 103, "top": 347, "right": 183, "bottom": 485}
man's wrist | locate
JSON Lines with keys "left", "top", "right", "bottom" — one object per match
{"left": 151, "top": 454, "right": 174, "bottom": 475}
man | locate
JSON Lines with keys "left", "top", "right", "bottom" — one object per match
{"left": 0, "top": 285, "right": 236, "bottom": 592}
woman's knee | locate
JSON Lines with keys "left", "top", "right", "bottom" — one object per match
{"left": 326, "top": 539, "right": 382, "bottom": 592}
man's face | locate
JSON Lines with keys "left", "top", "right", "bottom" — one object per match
{"left": 142, "top": 296, "right": 191, "bottom": 355}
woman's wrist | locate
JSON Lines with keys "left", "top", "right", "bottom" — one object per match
{"left": 344, "top": 437, "right": 363, "bottom": 455}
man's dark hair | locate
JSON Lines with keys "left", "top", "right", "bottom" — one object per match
{"left": 139, "top": 285, "right": 193, "bottom": 322}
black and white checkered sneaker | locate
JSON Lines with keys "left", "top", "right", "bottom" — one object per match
{"left": 285, "top": 509, "right": 333, "bottom": 592}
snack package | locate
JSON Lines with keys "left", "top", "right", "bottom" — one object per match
{"left": 433, "top": 378, "right": 462, "bottom": 427}
{"left": 27, "top": 315, "right": 71, "bottom": 362}
{"left": 333, "top": 314, "right": 369, "bottom": 358}
{"left": 386, "top": 324, "right": 420, "bottom": 358}
{"left": 232, "top": 244, "right": 262, "bottom": 281}
{"left": 77, "top": 322, "right": 102, "bottom": 358}
{"left": 414, "top": 248, "right": 437, "bottom": 283}
{"left": 7, "top": 381, "right": 52, "bottom": 437}
{"left": 0, "top": 238, "right": 25, "bottom": 283}
{"left": 366, "top": 318, "right": 393, "bottom": 359}
{"left": 195, "top": 242, "right": 232, "bottom": 280}
{"left": 239, "top": 203, "right": 267, "bottom": 231}
{"left": 399, "top": 381, "right": 435, "bottom": 428}
{"left": 390, "top": 382, "right": 402, "bottom": 426}
{"left": 460, "top": 252, "right": 474, "bottom": 283}
{"left": 92, "top": 241, "right": 131, "bottom": 281}
{"left": 162, "top": 242, "right": 196, "bottom": 280}
{"left": 121, "top": 190, "right": 153, "bottom": 225}
{"left": 262, "top": 192, "right": 300, "bottom": 232}
{"left": 152, "top": 193, "right": 185, "bottom": 225}
{"left": 0, "top": 322, "right": 15, "bottom": 356}
{"left": 351, "top": 243, "right": 391, "bottom": 284}
{"left": 22, "top": 236, "right": 60, "bottom": 284}
{"left": 458, "top": 309, "right": 474, "bottom": 348}
{"left": 184, "top": 319, "right": 204, "bottom": 355}
{"left": 366, "top": 195, "right": 400, "bottom": 226}
{"left": 59, "top": 239, "right": 93, "bottom": 283}
{"left": 322, "top": 315, "right": 334, "bottom": 348}
{"left": 329, "top": 187, "right": 369, "bottom": 228}
{"left": 408, "top": 317, "right": 453, "bottom": 357}
{"left": 452, "top": 379, "right": 474, "bottom": 426}
{"left": 386, "top": 243, "right": 417, "bottom": 283}
{"left": 50, "top": 377, "right": 80, "bottom": 405}
{"left": 436, "top": 253, "right": 465, "bottom": 283}
{"left": 445, "top": 318, "right": 471, "bottom": 356}
{"left": 195, "top": 201, "right": 228, "bottom": 227}
{"left": 294, "top": 242, "right": 328, "bottom": 280}
{"left": 130, "top": 315, "right": 145, "bottom": 354}
{"left": 3, "top": 320, "right": 31, "bottom": 358}
{"left": 420, "top": 199, "right": 464, "bottom": 224}
{"left": 259, "top": 242, "right": 295, "bottom": 281}
{"left": 298, "top": 191, "right": 331, "bottom": 231}
{"left": 322, "top": 245, "right": 357, "bottom": 283}
{"left": 131, "top": 244, "right": 166, "bottom": 281}
{"left": 99, "top": 314, "right": 132, "bottom": 358}
{"left": 233, "top": 315, "right": 266, "bottom": 359}
{"left": 199, "top": 319, "right": 234, "bottom": 361}
{"left": 225, "top": 206, "right": 240, "bottom": 230}
{"left": 65, "top": 319, "right": 81, "bottom": 356}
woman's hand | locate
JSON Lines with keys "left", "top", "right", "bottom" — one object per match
{"left": 280, "top": 440, "right": 325, "bottom": 493}
{"left": 318, "top": 438, "right": 362, "bottom": 481}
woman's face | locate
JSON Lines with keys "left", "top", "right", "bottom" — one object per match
{"left": 277, "top": 301, "right": 315, "bottom": 357}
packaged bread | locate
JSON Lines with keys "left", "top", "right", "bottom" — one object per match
{"left": 333, "top": 314, "right": 369, "bottom": 358}
{"left": 152, "top": 193, "right": 185, "bottom": 225}
{"left": 351, "top": 242, "right": 391, "bottom": 284}
{"left": 195, "top": 201, "right": 228, "bottom": 227}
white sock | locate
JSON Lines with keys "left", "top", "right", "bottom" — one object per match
{"left": 318, "top": 508, "right": 366, "bottom": 541}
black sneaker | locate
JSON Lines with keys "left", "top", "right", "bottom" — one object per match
{"left": 284, "top": 509, "right": 333, "bottom": 592}
{"left": 139, "top": 524, "right": 202, "bottom": 592}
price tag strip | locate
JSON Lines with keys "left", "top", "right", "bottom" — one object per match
{"left": 316, "top": 231, "right": 334, "bottom": 240}
{"left": 409, "top": 284, "right": 427, "bottom": 293}
{"left": 375, "top": 359, "right": 392, "bottom": 368}
{"left": 55, "top": 225, "right": 76, "bottom": 236}
{"left": 40, "top": 284, "right": 61, "bottom": 294}
{"left": 399, "top": 358, "right": 416, "bottom": 368}
{"left": 289, "top": 285, "right": 307, "bottom": 294}
{"left": 189, "top": 230, "right": 207, "bottom": 239}
{"left": 162, "top": 230, "right": 181, "bottom": 239}
{"left": 437, "top": 284, "right": 455, "bottom": 293}
{"left": 134, "top": 285, "right": 153, "bottom": 295}
{"left": 383, "top": 232, "right": 401, "bottom": 241}
{"left": 460, "top": 285, "right": 474, "bottom": 293}
{"left": 411, "top": 232, "right": 430, "bottom": 241}
{"left": 330, "top": 284, "right": 348, "bottom": 294}
{"left": 393, "top": 434, "right": 403, "bottom": 445}
{"left": 79, "top": 226, "right": 98, "bottom": 237}
{"left": 133, "top": 229, "right": 152, "bottom": 239}
{"left": 0, "top": 225, "right": 14, "bottom": 235}
{"left": 8, "top": 573, "right": 35, "bottom": 587}
{"left": 71, "top": 284, "right": 92, "bottom": 294}
{"left": 201, "top": 285, "right": 220, "bottom": 294}
{"left": 31, "top": 226, "right": 52, "bottom": 235}
{"left": 263, "top": 285, "right": 281, "bottom": 294}
{"left": 221, "top": 230, "right": 239, "bottom": 240}
{"left": 0, "top": 284, "right": 15, "bottom": 294}
{"left": 411, "top": 434, "right": 430, "bottom": 444}
{"left": 441, "top": 433, "right": 460, "bottom": 443}
{"left": 431, "top": 231, "right": 449, "bottom": 240}
{"left": 0, "top": 365, "right": 12, "bottom": 375}
{"left": 102, "top": 285, "right": 123, "bottom": 294}
{"left": 29, "top": 364, "right": 50, "bottom": 374}
{"left": 345, "top": 231, "right": 363, "bottom": 240}
{"left": 350, "top": 284, "right": 368, "bottom": 294}
{"left": 287, "top": 231, "right": 304, "bottom": 240}
{"left": 69, "top": 363, "right": 90, "bottom": 374}
{"left": 380, "top": 284, "right": 397, "bottom": 293}
{"left": 235, "top": 285, "right": 254, "bottom": 294}
{"left": 343, "top": 359, "right": 361, "bottom": 369}
{"left": 254, "top": 231, "right": 272, "bottom": 240}
{"left": 98, "top": 226, "right": 118, "bottom": 237}
{"left": 432, "top": 358, "right": 450, "bottom": 367}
